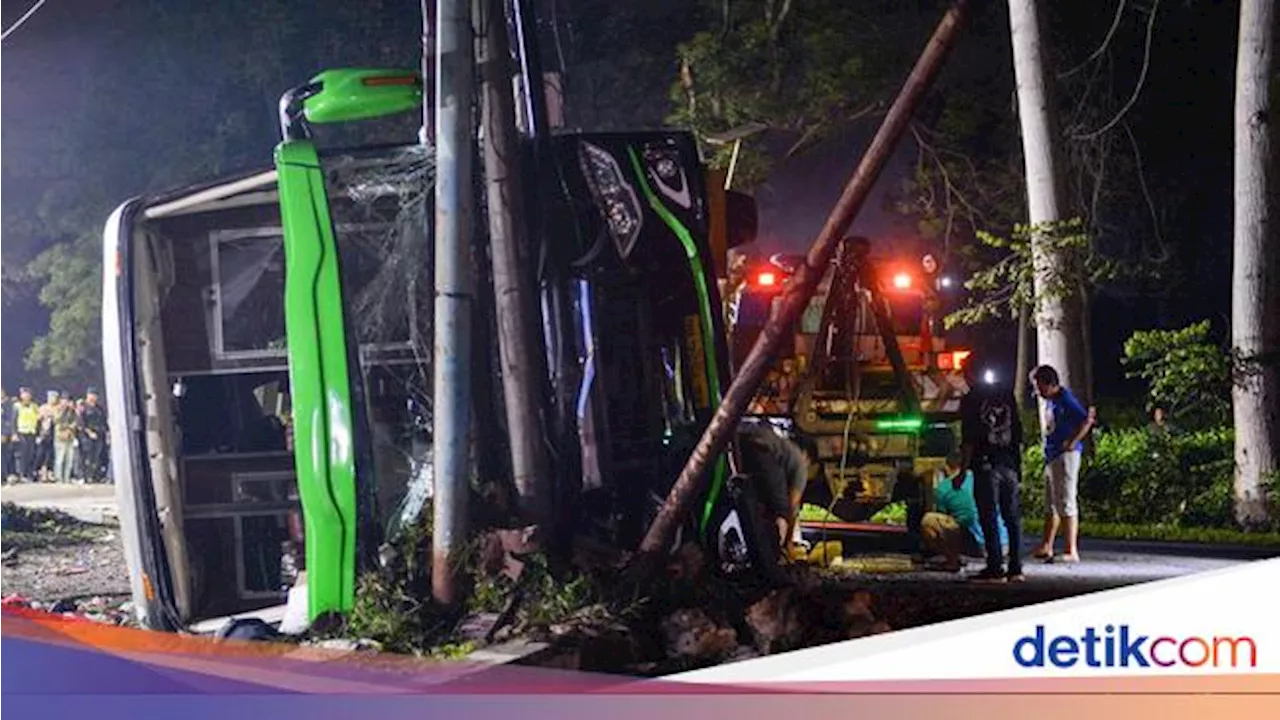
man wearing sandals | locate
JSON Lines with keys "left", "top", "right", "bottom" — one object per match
{"left": 1029, "top": 365, "right": 1094, "bottom": 564}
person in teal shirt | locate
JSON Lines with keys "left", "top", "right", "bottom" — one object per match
{"left": 922, "top": 460, "right": 1008, "bottom": 572}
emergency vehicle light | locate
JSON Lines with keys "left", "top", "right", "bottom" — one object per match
{"left": 756, "top": 271, "right": 778, "bottom": 286}
{"left": 936, "top": 349, "right": 972, "bottom": 370}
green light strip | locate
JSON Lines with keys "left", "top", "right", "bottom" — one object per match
{"left": 626, "top": 147, "right": 728, "bottom": 535}
{"left": 875, "top": 417, "right": 925, "bottom": 432}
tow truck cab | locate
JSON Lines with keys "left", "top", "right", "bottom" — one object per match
{"left": 726, "top": 243, "right": 971, "bottom": 525}
{"left": 104, "top": 68, "right": 768, "bottom": 632}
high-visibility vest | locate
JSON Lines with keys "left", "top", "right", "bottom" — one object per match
{"left": 15, "top": 402, "right": 40, "bottom": 435}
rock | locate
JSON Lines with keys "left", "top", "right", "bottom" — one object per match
{"left": 457, "top": 612, "right": 500, "bottom": 642}
{"left": 727, "top": 645, "right": 761, "bottom": 663}
{"left": 661, "top": 608, "right": 738, "bottom": 660}
{"left": 744, "top": 589, "right": 806, "bottom": 654}
{"left": 667, "top": 543, "right": 708, "bottom": 584}
{"left": 841, "top": 590, "right": 874, "bottom": 624}
{"left": 315, "top": 638, "right": 360, "bottom": 652}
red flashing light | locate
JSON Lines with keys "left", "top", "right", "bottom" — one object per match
{"left": 891, "top": 272, "right": 913, "bottom": 290}
{"left": 756, "top": 271, "right": 778, "bottom": 287}
{"left": 937, "top": 349, "right": 972, "bottom": 371}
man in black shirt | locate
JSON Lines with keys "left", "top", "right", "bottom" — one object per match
{"left": 958, "top": 357, "right": 1025, "bottom": 583}
{"left": 79, "top": 388, "right": 109, "bottom": 484}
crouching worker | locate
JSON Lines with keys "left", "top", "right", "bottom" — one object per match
{"left": 737, "top": 421, "right": 811, "bottom": 558}
{"left": 920, "top": 455, "right": 1008, "bottom": 573}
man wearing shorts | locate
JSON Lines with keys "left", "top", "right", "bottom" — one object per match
{"left": 1029, "top": 365, "right": 1093, "bottom": 563}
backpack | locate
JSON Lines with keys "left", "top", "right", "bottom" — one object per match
{"left": 977, "top": 393, "right": 1016, "bottom": 455}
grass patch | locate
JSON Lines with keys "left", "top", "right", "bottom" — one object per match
{"left": 1020, "top": 517, "right": 1280, "bottom": 548}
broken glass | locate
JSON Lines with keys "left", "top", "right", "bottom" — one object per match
{"left": 321, "top": 144, "right": 437, "bottom": 545}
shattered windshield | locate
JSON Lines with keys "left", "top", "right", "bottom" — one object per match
{"left": 321, "top": 144, "right": 437, "bottom": 544}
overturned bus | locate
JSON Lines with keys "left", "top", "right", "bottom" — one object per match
{"left": 103, "top": 68, "right": 778, "bottom": 632}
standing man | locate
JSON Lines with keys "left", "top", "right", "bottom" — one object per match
{"left": 36, "top": 390, "right": 60, "bottom": 482}
{"left": 959, "top": 357, "right": 1025, "bottom": 583}
{"left": 1028, "top": 365, "right": 1093, "bottom": 564}
{"left": 79, "top": 388, "right": 109, "bottom": 484}
{"left": 1, "top": 388, "right": 13, "bottom": 481}
{"left": 12, "top": 387, "right": 41, "bottom": 482}
{"left": 53, "top": 395, "right": 81, "bottom": 483}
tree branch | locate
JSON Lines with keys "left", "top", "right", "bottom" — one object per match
{"left": 1072, "top": 0, "right": 1161, "bottom": 140}
{"left": 1058, "top": 0, "right": 1128, "bottom": 79}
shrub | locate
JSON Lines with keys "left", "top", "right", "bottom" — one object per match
{"left": 1020, "top": 426, "right": 1237, "bottom": 528}
{"left": 1121, "top": 321, "right": 1231, "bottom": 429}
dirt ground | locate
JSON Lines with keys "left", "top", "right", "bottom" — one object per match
{"left": 1, "top": 500, "right": 134, "bottom": 623}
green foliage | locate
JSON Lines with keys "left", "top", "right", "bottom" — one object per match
{"left": 344, "top": 571, "right": 450, "bottom": 656}
{"left": 1021, "top": 426, "right": 1253, "bottom": 530}
{"left": 1121, "top": 321, "right": 1231, "bottom": 427}
{"left": 5, "top": 0, "right": 423, "bottom": 380}
{"left": 666, "top": 0, "right": 923, "bottom": 188}
{"left": 869, "top": 501, "right": 907, "bottom": 525}
{"left": 1019, "top": 517, "right": 1280, "bottom": 548}
{"left": 945, "top": 217, "right": 1130, "bottom": 330}
{"left": 22, "top": 237, "right": 102, "bottom": 382}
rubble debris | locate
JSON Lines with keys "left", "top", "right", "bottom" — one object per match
{"left": 660, "top": 608, "right": 739, "bottom": 661}
{"left": 311, "top": 637, "right": 385, "bottom": 653}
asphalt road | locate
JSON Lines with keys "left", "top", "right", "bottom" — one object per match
{"left": 789, "top": 526, "right": 1277, "bottom": 633}
{"left": 799, "top": 522, "right": 1276, "bottom": 596}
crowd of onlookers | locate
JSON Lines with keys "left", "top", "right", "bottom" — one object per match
{"left": 1, "top": 386, "right": 111, "bottom": 484}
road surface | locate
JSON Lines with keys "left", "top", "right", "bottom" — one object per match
{"left": 2, "top": 482, "right": 1274, "bottom": 615}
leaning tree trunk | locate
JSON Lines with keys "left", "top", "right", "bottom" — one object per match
{"left": 1008, "top": 0, "right": 1084, "bottom": 428}
{"left": 1231, "top": 0, "right": 1278, "bottom": 530}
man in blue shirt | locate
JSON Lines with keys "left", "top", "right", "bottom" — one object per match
{"left": 921, "top": 459, "right": 1008, "bottom": 572}
{"left": 1029, "top": 364, "right": 1093, "bottom": 564}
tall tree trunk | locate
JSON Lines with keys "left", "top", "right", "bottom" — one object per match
{"left": 1231, "top": 0, "right": 1278, "bottom": 530}
{"left": 1014, "top": 301, "right": 1031, "bottom": 410}
{"left": 1008, "top": 0, "right": 1083, "bottom": 428}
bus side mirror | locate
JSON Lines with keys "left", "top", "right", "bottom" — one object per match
{"left": 725, "top": 190, "right": 758, "bottom": 249}
{"left": 302, "top": 68, "right": 424, "bottom": 125}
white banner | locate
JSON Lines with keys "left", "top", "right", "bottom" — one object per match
{"left": 668, "top": 558, "right": 1280, "bottom": 683}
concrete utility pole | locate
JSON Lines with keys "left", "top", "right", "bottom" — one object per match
{"left": 431, "top": 0, "right": 476, "bottom": 606}
{"left": 639, "top": 0, "right": 976, "bottom": 558}
{"left": 476, "top": 0, "right": 554, "bottom": 532}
